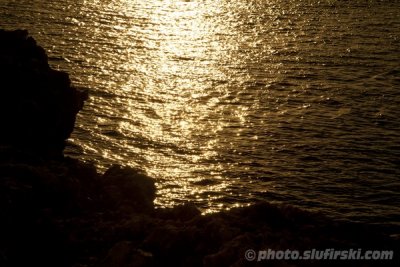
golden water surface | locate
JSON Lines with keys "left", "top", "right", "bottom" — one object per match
{"left": 1, "top": 0, "right": 399, "bottom": 225}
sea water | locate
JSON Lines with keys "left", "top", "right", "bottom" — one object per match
{"left": 1, "top": 0, "right": 399, "bottom": 228}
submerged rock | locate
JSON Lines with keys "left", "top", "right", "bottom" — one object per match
{"left": 0, "top": 29, "right": 87, "bottom": 157}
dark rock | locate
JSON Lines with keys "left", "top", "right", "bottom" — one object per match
{"left": 0, "top": 29, "right": 87, "bottom": 158}
{"left": 99, "top": 241, "right": 154, "bottom": 267}
{"left": 155, "top": 203, "right": 201, "bottom": 221}
{"left": 102, "top": 165, "right": 156, "bottom": 213}
{"left": 0, "top": 29, "right": 399, "bottom": 267}
{"left": 203, "top": 234, "right": 253, "bottom": 267}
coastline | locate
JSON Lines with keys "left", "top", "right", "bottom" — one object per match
{"left": 0, "top": 29, "right": 398, "bottom": 267}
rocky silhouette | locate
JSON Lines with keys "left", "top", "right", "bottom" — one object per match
{"left": 0, "top": 29, "right": 87, "bottom": 157}
{"left": 0, "top": 29, "right": 398, "bottom": 267}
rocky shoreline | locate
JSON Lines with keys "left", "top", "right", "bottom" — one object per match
{"left": 0, "top": 29, "right": 398, "bottom": 267}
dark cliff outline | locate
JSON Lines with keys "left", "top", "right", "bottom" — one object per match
{"left": 0, "top": 29, "right": 398, "bottom": 267}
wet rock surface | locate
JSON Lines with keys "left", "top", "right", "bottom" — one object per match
{"left": 0, "top": 29, "right": 398, "bottom": 267}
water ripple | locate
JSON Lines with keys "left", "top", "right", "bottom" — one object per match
{"left": 1, "top": 0, "right": 399, "bottom": 226}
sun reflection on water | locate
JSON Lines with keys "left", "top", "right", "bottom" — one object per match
{"left": 4, "top": 0, "right": 398, "bottom": 222}
{"left": 114, "top": 0, "right": 237, "bottom": 210}
{"left": 58, "top": 0, "right": 292, "bottom": 213}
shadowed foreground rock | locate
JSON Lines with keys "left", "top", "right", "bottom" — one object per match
{"left": 0, "top": 29, "right": 398, "bottom": 267}
{"left": 0, "top": 29, "right": 87, "bottom": 157}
